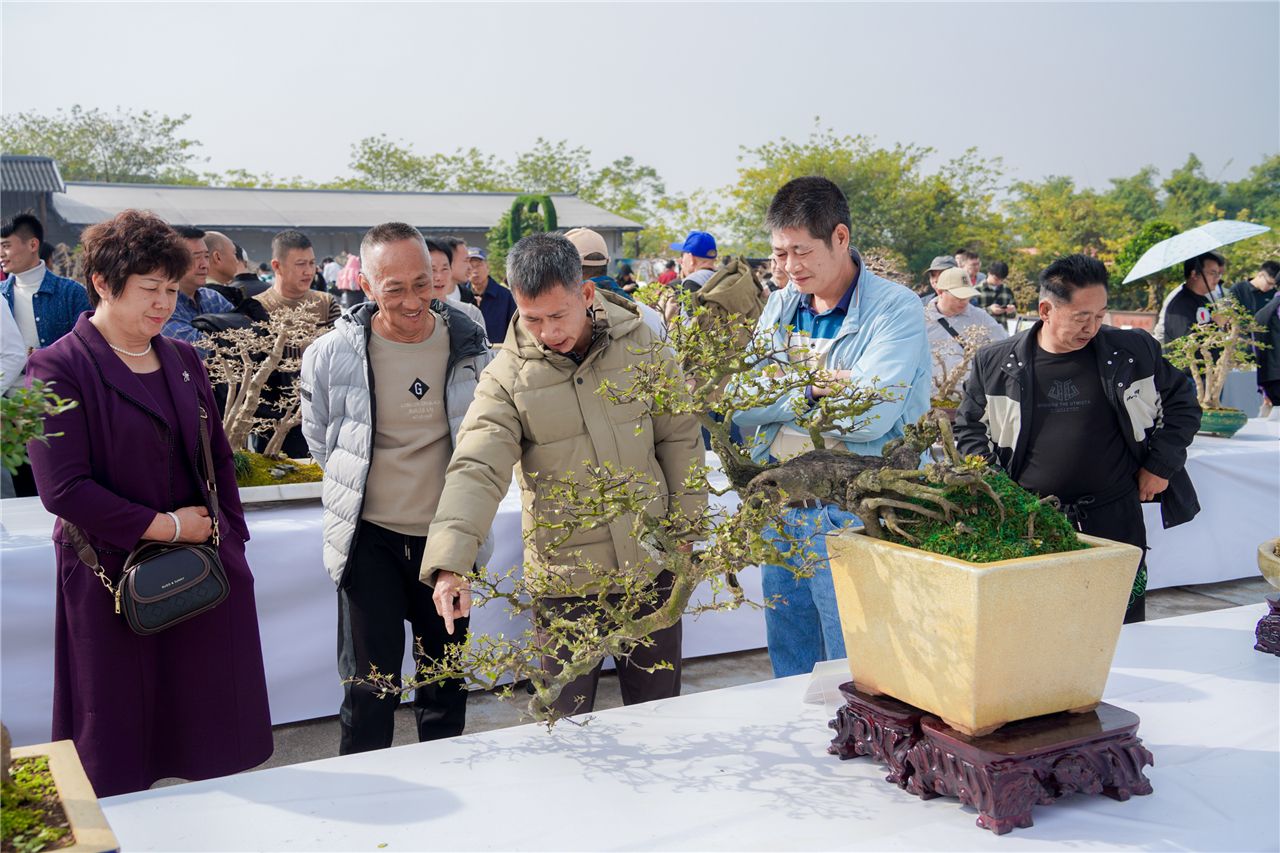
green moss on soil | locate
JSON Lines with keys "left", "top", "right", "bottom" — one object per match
{"left": 233, "top": 451, "right": 322, "bottom": 488}
{"left": 884, "top": 469, "right": 1087, "bottom": 563}
{"left": 1, "top": 756, "right": 71, "bottom": 853}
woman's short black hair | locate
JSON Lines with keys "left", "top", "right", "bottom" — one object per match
{"left": 80, "top": 210, "right": 190, "bottom": 307}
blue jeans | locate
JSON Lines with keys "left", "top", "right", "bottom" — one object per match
{"left": 761, "top": 505, "right": 860, "bottom": 678}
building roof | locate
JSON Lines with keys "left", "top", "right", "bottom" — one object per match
{"left": 1, "top": 155, "right": 66, "bottom": 194}
{"left": 53, "top": 182, "right": 644, "bottom": 232}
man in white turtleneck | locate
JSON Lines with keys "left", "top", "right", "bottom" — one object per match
{"left": 0, "top": 214, "right": 91, "bottom": 350}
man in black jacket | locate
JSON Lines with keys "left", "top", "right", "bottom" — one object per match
{"left": 956, "top": 254, "right": 1202, "bottom": 623}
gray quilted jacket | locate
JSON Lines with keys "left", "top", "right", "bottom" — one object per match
{"left": 300, "top": 301, "right": 495, "bottom": 586}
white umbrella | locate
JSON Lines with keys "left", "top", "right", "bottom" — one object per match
{"left": 1122, "top": 219, "right": 1271, "bottom": 284}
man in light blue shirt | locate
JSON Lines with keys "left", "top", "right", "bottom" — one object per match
{"left": 734, "top": 176, "right": 931, "bottom": 678}
{"left": 163, "top": 225, "right": 234, "bottom": 352}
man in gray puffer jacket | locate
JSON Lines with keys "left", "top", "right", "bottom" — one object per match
{"left": 300, "top": 222, "right": 494, "bottom": 755}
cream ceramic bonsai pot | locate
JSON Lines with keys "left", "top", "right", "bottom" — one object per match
{"left": 827, "top": 530, "right": 1142, "bottom": 737}
{"left": 9, "top": 740, "right": 118, "bottom": 853}
{"left": 1258, "top": 538, "right": 1280, "bottom": 590}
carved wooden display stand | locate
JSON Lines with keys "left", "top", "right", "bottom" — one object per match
{"left": 829, "top": 684, "right": 1154, "bottom": 835}
{"left": 1255, "top": 596, "right": 1280, "bottom": 656}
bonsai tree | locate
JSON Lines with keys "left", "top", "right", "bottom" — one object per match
{"left": 200, "top": 305, "right": 325, "bottom": 455}
{"left": 368, "top": 291, "right": 1083, "bottom": 724}
{"left": 931, "top": 324, "right": 990, "bottom": 410}
{"left": 1164, "top": 296, "right": 1265, "bottom": 411}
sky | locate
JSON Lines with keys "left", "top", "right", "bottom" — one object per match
{"left": 2, "top": 1, "right": 1277, "bottom": 197}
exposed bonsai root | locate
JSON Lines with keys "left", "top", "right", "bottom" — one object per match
{"left": 879, "top": 508, "right": 919, "bottom": 543}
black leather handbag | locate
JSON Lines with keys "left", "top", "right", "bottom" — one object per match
{"left": 63, "top": 406, "right": 229, "bottom": 636}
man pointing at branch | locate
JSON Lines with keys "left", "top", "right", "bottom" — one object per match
{"left": 422, "top": 232, "right": 704, "bottom": 715}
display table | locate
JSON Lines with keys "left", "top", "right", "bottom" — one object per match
{"left": 1142, "top": 416, "right": 1280, "bottom": 587}
{"left": 0, "top": 460, "right": 761, "bottom": 746}
{"left": 4, "top": 427, "right": 1276, "bottom": 746}
{"left": 98, "top": 604, "right": 1279, "bottom": 851}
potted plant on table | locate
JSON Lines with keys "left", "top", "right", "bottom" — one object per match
{"left": 1, "top": 383, "right": 117, "bottom": 853}
{"left": 1164, "top": 296, "right": 1266, "bottom": 438}
{"left": 1255, "top": 537, "right": 1280, "bottom": 656}
{"left": 199, "top": 305, "right": 324, "bottom": 495}
{"left": 378, "top": 290, "right": 1139, "bottom": 738}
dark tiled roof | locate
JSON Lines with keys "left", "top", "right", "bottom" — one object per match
{"left": 1, "top": 155, "right": 66, "bottom": 193}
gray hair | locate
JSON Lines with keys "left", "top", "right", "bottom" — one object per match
{"left": 506, "top": 232, "right": 583, "bottom": 298}
{"left": 360, "top": 222, "right": 426, "bottom": 284}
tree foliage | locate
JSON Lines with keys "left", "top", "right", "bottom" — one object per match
{"left": 0, "top": 105, "right": 205, "bottom": 183}
{"left": 723, "top": 122, "right": 1008, "bottom": 272}
{"left": 1110, "top": 220, "right": 1181, "bottom": 310}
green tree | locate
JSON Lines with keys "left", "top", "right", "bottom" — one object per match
{"left": 1110, "top": 220, "right": 1181, "bottom": 310}
{"left": 1160, "top": 154, "right": 1223, "bottom": 228}
{"left": 346, "top": 134, "right": 435, "bottom": 190}
{"left": 1221, "top": 153, "right": 1280, "bottom": 223}
{"left": 1106, "top": 166, "right": 1161, "bottom": 226}
{"left": 1005, "top": 176, "right": 1126, "bottom": 276}
{"left": 0, "top": 105, "right": 205, "bottom": 183}
{"left": 723, "top": 123, "right": 1008, "bottom": 276}
{"left": 485, "top": 209, "right": 546, "bottom": 281}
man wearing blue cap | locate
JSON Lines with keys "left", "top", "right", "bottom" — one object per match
{"left": 671, "top": 231, "right": 719, "bottom": 296}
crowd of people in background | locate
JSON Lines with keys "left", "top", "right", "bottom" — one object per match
{"left": 0, "top": 180, "right": 1274, "bottom": 800}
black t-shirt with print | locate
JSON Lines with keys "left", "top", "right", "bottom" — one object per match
{"left": 1017, "top": 340, "right": 1136, "bottom": 503}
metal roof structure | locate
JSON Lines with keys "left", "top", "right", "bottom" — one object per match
{"left": 1, "top": 155, "right": 66, "bottom": 193}
{"left": 53, "top": 182, "right": 644, "bottom": 231}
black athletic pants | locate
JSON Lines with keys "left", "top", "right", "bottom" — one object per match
{"left": 337, "top": 520, "right": 468, "bottom": 754}
{"left": 1066, "top": 490, "right": 1147, "bottom": 624}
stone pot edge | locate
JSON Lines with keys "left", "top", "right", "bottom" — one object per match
{"left": 10, "top": 740, "right": 118, "bottom": 853}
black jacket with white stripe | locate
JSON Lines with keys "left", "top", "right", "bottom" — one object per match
{"left": 955, "top": 322, "right": 1202, "bottom": 528}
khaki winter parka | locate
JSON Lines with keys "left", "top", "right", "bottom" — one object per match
{"left": 421, "top": 290, "right": 705, "bottom": 594}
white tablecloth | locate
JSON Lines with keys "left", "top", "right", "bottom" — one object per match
{"left": 1142, "top": 417, "right": 1280, "bottom": 587}
{"left": 98, "top": 604, "right": 1280, "bottom": 851}
{"left": 0, "top": 462, "right": 762, "bottom": 747}
{"left": 4, "top": 426, "right": 1276, "bottom": 747}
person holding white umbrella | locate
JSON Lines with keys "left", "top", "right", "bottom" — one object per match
{"left": 1159, "top": 250, "right": 1226, "bottom": 346}
{"left": 1121, "top": 219, "right": 1270, "bottom": 343}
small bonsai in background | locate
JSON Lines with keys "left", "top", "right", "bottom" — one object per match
{"left": 930, "top": 324, "right": 990, "bottom": 412}
{"left": 200, "top": 305, "right": 325, "bottom": 486}
{"left": 1164, "top": 296, "right": 1265, "bottom": 412}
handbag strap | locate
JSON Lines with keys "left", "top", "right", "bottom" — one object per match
{"left": 197, "top": 405, "right": 221, "bottom": 545}
{"left": 60, "top": 403, "right": 222, "bottom": 600}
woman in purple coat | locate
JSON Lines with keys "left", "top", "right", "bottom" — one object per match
{"left": 26, "top": 210, "right": 272, "bottom": 796}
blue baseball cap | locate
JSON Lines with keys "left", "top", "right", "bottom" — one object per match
{"left": 669, "top": 231, "right": 717, "bottom": 259}
{"left": 467, "top": 247, "right": 487, "bottom": 260}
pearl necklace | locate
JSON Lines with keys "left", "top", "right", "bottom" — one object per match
{"left": 107, "top": 340, "right": 153, "bottom": 358}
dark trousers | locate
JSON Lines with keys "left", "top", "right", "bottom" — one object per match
{"left": 1261, "top": 379, "right": 1280, "bottom": 406}
{"left": 337, "top": 520, "right": 468, "bottom": 755}
{"left": 537, "top": 570, "right": 682, "bottom": 716}
{"left": 1067, "top": 490, "right": 1147, "bottom": 624}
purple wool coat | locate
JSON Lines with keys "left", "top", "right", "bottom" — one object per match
{"left": 25, "top": 314, "right": 273, "bottom": 797}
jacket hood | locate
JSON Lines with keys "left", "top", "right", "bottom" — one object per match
{"left": 696, "top": 256, "right": 765, "bottom": 316}
{"left": 338, "top": 298, "right": 489, "bottom": 360}
{"left": 503, "top": 287, "right": 644, "bottom": 362}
